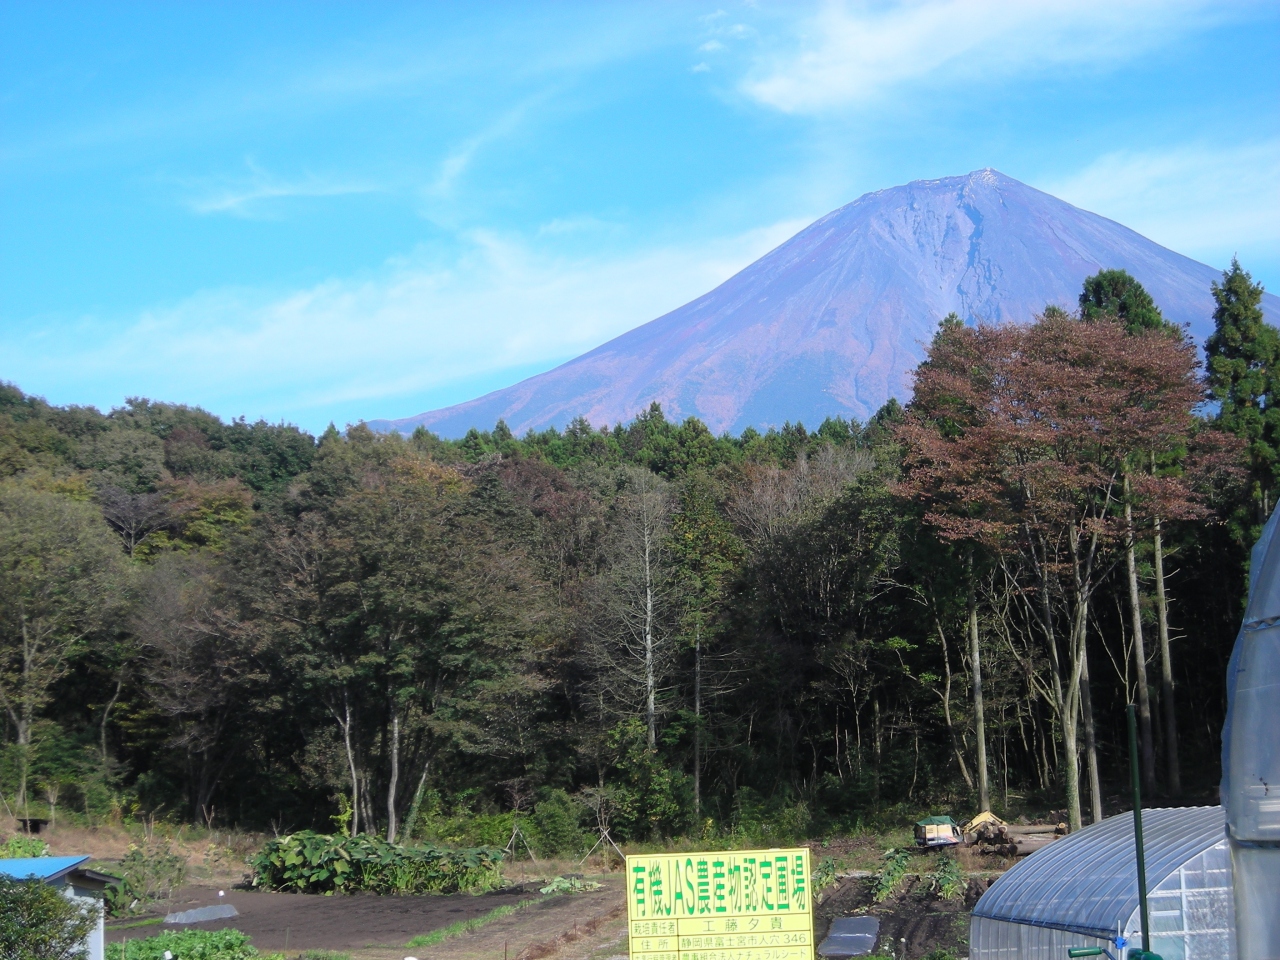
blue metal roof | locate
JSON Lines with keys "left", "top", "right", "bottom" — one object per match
{"left": 972, "top": 806, "right": 1226, "bottom": 940}
{"left": 0, "top": 855, "right": 91, "bottom": 882}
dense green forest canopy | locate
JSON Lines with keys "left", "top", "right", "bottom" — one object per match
{"left": 0, "top": 264, "right": 1274, "bottom": 842}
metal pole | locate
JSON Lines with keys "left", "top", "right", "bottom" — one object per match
{"left": 1128, "top": 703, "right": 1151, "bottom": 952}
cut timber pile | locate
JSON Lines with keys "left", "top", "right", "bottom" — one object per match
{"left": 966, "top": 816, "right": 1067, "bottom": 857}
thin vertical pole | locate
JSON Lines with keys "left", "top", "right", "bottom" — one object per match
{"left": 1128, "top": 704, "right": 1151, "bottom": 952}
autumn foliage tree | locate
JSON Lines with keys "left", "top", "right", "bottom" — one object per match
{"left": 0, "top": 283, "right": 1264, "bottom": 843}
{"left": 898, "top": 312, "right": 1212, "bottom": 828}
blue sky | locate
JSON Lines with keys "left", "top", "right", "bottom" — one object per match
{"left": 2, "top": 1, "right": 1278, "bottom": 434}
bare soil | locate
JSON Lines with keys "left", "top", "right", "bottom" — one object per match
{"left": 104, "top": 878, "right": 629, "bottom": 958}
{"left": 356, "top": 882, "right": 627, "bottom": 960}
{"left": 816, "top": 873, "right": 992, "bottom": 960}
{"left": 107, "top": 884, "right": 538, "bottom": 953}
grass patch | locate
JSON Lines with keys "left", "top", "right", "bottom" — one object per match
{"left": 106, "top": 918, "right": 165, "bottom": 931}
{"left": 406, "top": 899, "right": 536, "bottom": 947}
{"left": 297, "top": 952, "right": 352, "bottom": 960}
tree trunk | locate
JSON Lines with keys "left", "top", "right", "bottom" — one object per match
{"left": 872, "top": 697, "right": 882, "bottom": 806}
{"left": 1062, "top": 527, "right": 1100, "bottom": 833}
{"left": 1124, "top": 484, "right": 1157, "bottom": 794}
{"left": 1153, "top": 515, "right": 1181, "bottom": 795}
{"left": 968, "top": 571, "right": 990, "bottom": 811}
{"left": 643, "top": 525, "right": 657, "bottom": 749}
{"left": 386, "top": 709, "right": 400, "bottom": 843}
{"left": 14, "top": 618, "right": 35, "bottom": 814}
{"left": 334, "top": 692, "right": 360, "bottom": 836}
{"left": 401, "top": 764, "right": 430, "bottom": 843}
{"left": 100, "top": 675, "right": 124, "bottom": 766}
{"left": 1062, "top": 700, "right": 1082, "bottom": 833}
{"left": 1078, "top": 625, "right": 1103, "bottom": 824}
{"left": 935, "top": 616, "right": 974, "bottom": 790}
{"left": 15, "top": 705, "right": 32, "bottom": 815}
{"left": 693, "top": 626, "right": 702, "bottom": 822}
{"left": 360, "top": 773, "right": 377, "bottom": 836}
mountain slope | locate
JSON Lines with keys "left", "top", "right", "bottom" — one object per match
{"left": 370, "top": 169, "right": 1280, "bottom": 437}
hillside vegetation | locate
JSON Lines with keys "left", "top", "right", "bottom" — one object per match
{"left": 0, "top": 264, "right": 1273, "bottom": 846}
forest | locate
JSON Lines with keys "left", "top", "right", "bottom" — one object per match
{"left": 0, "top": 261, "right": 1275, "bottom": 848}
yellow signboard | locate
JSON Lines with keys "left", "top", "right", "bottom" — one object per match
{"left": 625, "top": 847, "right": 814, "bottom": 960}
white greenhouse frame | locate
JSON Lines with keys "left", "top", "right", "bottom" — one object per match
{"left": 970, "top": 806, "right": 1234, "bottom": 960}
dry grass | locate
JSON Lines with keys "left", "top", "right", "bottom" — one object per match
{"left": 5, "top": 815, "right": 264, "bottom": 886}
{"left": 498, "top": 856, "right": 623, "bottom": 887}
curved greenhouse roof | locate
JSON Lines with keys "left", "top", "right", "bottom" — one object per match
{"left": 973, "top": 805, "right": 1226, "bottom": 941}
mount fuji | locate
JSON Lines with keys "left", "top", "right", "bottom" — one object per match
{"left": 369, "top": 169, "right": 1280, "bottom": 438}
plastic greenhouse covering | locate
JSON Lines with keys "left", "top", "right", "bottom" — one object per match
{"left": 970, "top": 806, "right": 1234, "bottom": 959}
{"left": 1222, "top": 502, "right": 1280, "bottom": 958}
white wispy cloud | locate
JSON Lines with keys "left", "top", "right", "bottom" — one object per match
{"left": 426, "top": 95, "right": 550, "bottom": 200}
{"left": 1046, "top": 139, "right": 1280, "bottom": 266}
{"left": 535, "top": 215, "right": 617, "bottom": 237}
{"left": 183, "top": 160, "right": 377, "bottom": 217}
{"left": 3, "top": 219, "right": 809, "bottom": 428}
{"left": 742, "top": 0, "right": 1233, "bottom": 113}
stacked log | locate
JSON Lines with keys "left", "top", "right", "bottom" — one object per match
{"left": 971, "top": 821, "right": 1066, "bottom": 856}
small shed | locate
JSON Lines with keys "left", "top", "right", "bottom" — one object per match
{"left": 914, "top": 815, "right": 962, "bottom": 847}
{"left": 0, "top": 855, "right": 117, "bottom": 960}
{"left": 970, "top": 805, "right": 1234, "bottom": 959}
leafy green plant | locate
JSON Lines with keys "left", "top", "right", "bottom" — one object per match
{"left": 926, "top": 855, "right": 965, "bottom": 900}
{"left": 0, "top": 876, "right": 98, "bottom": 959}
{"left": 0, "top": 834, "right": 50, "bottom": 858}
{"left": 249, "top": 831, "right": 504, "bottom": 895}
{"left": 539, "top": 875, "right": 603, "bottom": 894}
{"left": 106, "top": 928, "right": 283, "bottom": 960}
{"left": 298, "top": 951, "right": 351, "bottom": 960}
{"left": 812, "top": 856, "right": 838, "bottom": 896}
{"left": 102, "top": 841, "right": 188, "bottom": 917}
{"left": 872, "top": 848, "right": 912, "bottom": 903}
{"left": 921, "top": 950, "right": 959, "bottom": 960}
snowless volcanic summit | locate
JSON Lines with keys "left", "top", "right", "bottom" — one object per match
{"left": 371, "top": 169, "right": 1280, "bottom": 438}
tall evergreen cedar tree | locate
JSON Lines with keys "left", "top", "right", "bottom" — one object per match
{"left": 0, "top": 265, "right": 1268, "bottom": 847}
{"left": 1205, "top": 258, "right": 1279, "bottom": 524}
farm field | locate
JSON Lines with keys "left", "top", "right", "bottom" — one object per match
{"left": 104, "top": 876, "right": 625, "bottom": 959}
{"left": 44, "top": 822, "right": 1021, "bottom": 959}
{"left": 815, "top": 873, "right": 988, "bottom": 959}
{"left": 97, "top": 864, "right": 998, "bottom": 960}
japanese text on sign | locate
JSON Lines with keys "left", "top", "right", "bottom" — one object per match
{"left": 625, "top": 848, "right": 814, "bottom": 960}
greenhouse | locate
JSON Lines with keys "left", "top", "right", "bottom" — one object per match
{"left": 970, "top": 805, "right": 1233, "bottom": 960}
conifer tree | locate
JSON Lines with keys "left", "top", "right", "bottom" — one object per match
{"left": 1205, "top": 258, "right": 1279, "bottom": 521}
{"left": 1079, "top": 268, "right": 1171, "bottom": 334}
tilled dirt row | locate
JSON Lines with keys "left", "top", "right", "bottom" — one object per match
{"left": 816, "top": 873, "right": 991, "bottom": 959}
{"left": 106, "top": 879, "right": 629, "bottom": 959}
{"left": 108, "top": 884, "right": 538, "bottom": 953}
{"left": 348, "top": 882, "right": 627, "bottom": 960}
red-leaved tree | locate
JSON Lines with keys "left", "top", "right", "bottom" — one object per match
{"left": 897, "top": 312, "right": 1219, "bottom": 829}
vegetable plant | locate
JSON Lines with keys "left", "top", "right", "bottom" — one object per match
{"left": 249, "top": 831, "right": 504, "bottom": 895}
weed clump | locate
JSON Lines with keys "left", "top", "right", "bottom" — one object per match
{"left": 102, "top": 840, "right": 188, "bottom": 917}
